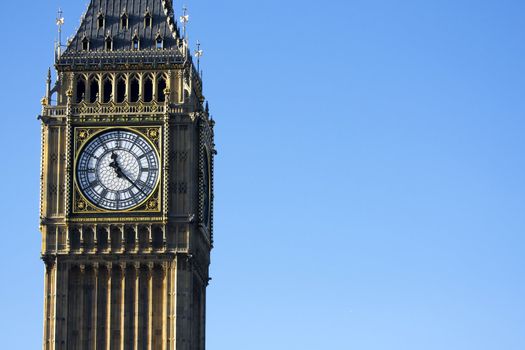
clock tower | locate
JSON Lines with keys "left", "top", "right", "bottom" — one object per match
{"left": 38, "top": 1, "right": 215, "bottom": 349}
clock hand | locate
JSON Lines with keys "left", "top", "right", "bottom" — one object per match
{"left": 109, "top": 152, "right": 120, "bottom": 171}
{"left": 115, "top": 167, "right": 148, "bottom": 196}
{"left": 108, "top": 151, "right": 147, "bottom": 196}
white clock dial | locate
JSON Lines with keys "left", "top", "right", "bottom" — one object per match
{"left": 76, "top": 130, "right": 160, "bottom": 210}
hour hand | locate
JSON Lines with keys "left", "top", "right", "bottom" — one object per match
{"left": 109, "top": 152, "right": 120, "bottom": 172}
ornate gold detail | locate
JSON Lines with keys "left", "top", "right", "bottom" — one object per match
{"left": 78, "top": 129, "right": 89, "bottom": 140}
{"left": 41, "top": 97, "right": 49, "bottom": 106}
{"left": 79, "top": 102, "right": 88, "bottom": 114}
{"left": 75, "top": 128, "right": 94, "bottom": 149}
{"left": 72, "top": 126, "right": 163, "bottom": 214}
{"left": 146, "top": 199, "right": 159, "bottom": 211}
{"left": 76, "top": 199, "right": 88, "bottom": 211}
{"left": 69, "top": 216, "right": 164, "bottom": 223}
{"left": 147, "top": 128, "right": 159, "bottom": 142}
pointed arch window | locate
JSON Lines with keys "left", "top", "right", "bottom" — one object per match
{"left": 97, "top": 12, "right": 105, "bottom": 29}
{"left": 157, "top": 76, "right": 167, "bottom": 102}
{"left": 155, "top": 34, "right": 164, "bottom": 49}
{"left": 130, "top": 77, "right": 140, "bottom": 103}
{"left": 76, "top": 78, "right": 86, "bottom": 103}
{"left": 103, "top": 77, "right": 112, "bottom": 103}
{"left": 89, "top": 78, "right": 99, "bottom": 103}
{"left": 121, "top": 12, "right": 129, "bottom": 29}
{"left": 132, "top": 33, "right": 140, "bottom": 50}
{"left": 144, "top": 76, "right": 153, "bottom": 102}
{"left": 105, "top": 35, "right": 113, "bottom": 51}
{"left": 81, "top": 36, "right": 90, "bottom": 51}
{"left": 116, "top": 77, "right": 126, "bottom": 103}
{"left": 144, "top": 9, "right": 152, "bottom": 28}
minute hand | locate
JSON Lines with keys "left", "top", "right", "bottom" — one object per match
{"left": 116, "top": 168, "right": 147, "bottom": 196}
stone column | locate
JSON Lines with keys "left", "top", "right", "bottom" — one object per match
{"left": 79, "top": 226, "right": 84, "bottom": 254}
{"left": 147, "top": 263, "right": 154, "bottom": 350}
{"left": 120, "top": 263, "right": 126, "bottom": 350}
{"left": 134, "top": 263, "right": 140, "bottom": 350}
{"left": 93, "top": 225, "right": 99, "bottom": 253}
{"left": 92, "top": 263, "right": 99, "bottom": 350}
{"left": 161, "top": 262, "right": 168, "bottom": 350}
{"left": 148, "top": 226, "right": 153, "bottom": 253}
{"left": 106, "top": 263, "right": 112, "bottom": 350}
{"left": 107, "top": 225, "right": 112, "bottom": 253}
{"left": 43, "top": 257, "right": 55, "bottom": 350}
{"left": 57, "top": 262, "right": 69, "bottom": 350}
{"left": 79, "top": 264, "right": 86, "bottom": 349}
{"left": 120, "top": 225, "right": 126, "bottom": 253}
{"left": 167, "top": 261, "right": 175, "bottom": 350}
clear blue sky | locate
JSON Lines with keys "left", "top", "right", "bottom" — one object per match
{"left": 1, "top": 0, "right": 524, "bottom": 349}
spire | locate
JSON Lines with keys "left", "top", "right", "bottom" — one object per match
{"left": 46, "top": 68, "right": 52, "bottom": 100}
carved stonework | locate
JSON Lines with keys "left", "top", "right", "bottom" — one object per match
{"left": 39, "top": 2, "right": 214, "bottom": 349}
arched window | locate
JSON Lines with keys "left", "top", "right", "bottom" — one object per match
{"left": 152, "top": 227, "right": 164, "bottom": 250}
{"left": 157, "top": 76, "right": 167, "bottom": 102}
{"left": 89, "top": 78, "right": 99, "bottom": 103}
{"left": 130, "top": 77, "right": 140, "bottom": 103}
{"left": 110, "top": 226, "right": 122, "bottom": 252}
{"left": 143, "top": 76, "right": 153, "bottom": 102}
{"left": 139, "top": 226, "right": 149, "bottom": 251}
{"left": 132, "top": 36, "right": 140, "bottom": 50}
{"left": 121, "top": 13, "right": 128, "bottom": 29}
{"left": 97, "top": 12, "right": 105, "bottom": 29}
{"left": 144, "top": 10, "right": 152, "bottom": 28}
{"left": 97, "top": 227, "right": 108, "bottom": 252}
{"left": 83, "top": 227, "right": 95, "bottom": 252}
{"left": 105, "top": 36, "right": 113, "bottom": 51}
{"left": 116, "top": 77, "right": 126, "bottom": 103}
{"left": 70, "top": 228, "right": 81, "bottom": 251}
{"left": 103, "top": 77, "right": 112, "bottom": 103}
{"left": 82, "top": 37, "right": 90, "bottom": 51}
{"left": 156, "top": 35, "right": 163, "bottom": 49}
{"left": 76, "top": 78, "right": 86, "bottom": 103}
{"left": 125, "top": 226, "right": 136, "bottom": 252}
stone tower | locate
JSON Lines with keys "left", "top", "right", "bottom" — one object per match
{"left": 38, "top": 1, "right": 215, "bottom": 349}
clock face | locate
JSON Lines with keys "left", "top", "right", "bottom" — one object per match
{"left": 76, "top": 130, "right": 160, "bottom": 211}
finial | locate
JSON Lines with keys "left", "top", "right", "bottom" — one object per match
{"left": 194, "top": 41, "right": 203, "bottom": 74}
{"left": 55, "top": 9, "right": 65, "bottom": 61}
{"left": 45, "top": 67, "right": 52, "bottom": 103}
{"left": 180, "top": 6, "right": 189, "bottom": 39}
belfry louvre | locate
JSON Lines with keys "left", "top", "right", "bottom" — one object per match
{"left": 38, "top": 1, "right": 215, "bottom": 349}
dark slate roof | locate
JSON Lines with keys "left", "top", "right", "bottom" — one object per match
{"left": 60, "top": 0, "right": 182, "bottom": 61}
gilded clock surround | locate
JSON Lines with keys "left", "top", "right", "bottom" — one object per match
{"left": 38, "top": 1, "right": 215, "bottom": 350}
{"left": 72, "top": 126, "right": 163, "bottom": 214}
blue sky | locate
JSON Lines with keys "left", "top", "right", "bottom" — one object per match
{"left": 0, "top": 0, "right": 524, "bottom": 349}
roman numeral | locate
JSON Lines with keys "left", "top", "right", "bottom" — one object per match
{"left": 89, "top": 180, "right": 99, "bottom": 188}
{"left": 99, "top": 189, "right": 108, "bottom": 201}
{"left": 136, "top": 180, "right": 148, "bottom": 189}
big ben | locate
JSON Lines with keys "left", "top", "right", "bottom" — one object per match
{"left": 38, "top": 1, "right": 215, "bottom": 349}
